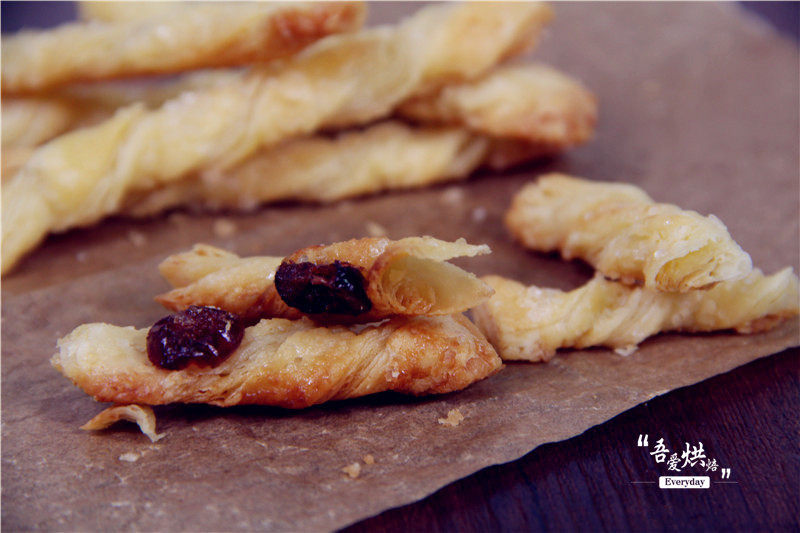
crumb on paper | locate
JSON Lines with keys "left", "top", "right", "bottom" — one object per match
{"left": 641, "top": 79, "right": 662, "bottom": 96}
{"left": 365, "top": 221, "right": 387, "bottom": 237}
{"left": 213, "top": 217, "right": 238, "bottom": 238}
{"left": 167, "top": 212, "right": 188, "bottom": 225}
{"left": 438, "top": 408, "right": 464, "bottom": 427}
{"left": 336, "top": 200, "right": 354, "bottom": 212}
{"left": 441, "top": 186, "right": 465, "bottom": 205}
{"left": 614, "top": 345, "right": 638, "bottom": 357}
{"left": 118, "top": 452, "right": 139, "bottom": 463}
{"left": 127, "top": 230, "right": 147, "bottom": 248}
{"left": 471, "top": 206, "right": 487, "bottom": 223}
{"left": 81, "top": 404, "right": 165, "bottom": 442}
{"left": 362, "top": 454, "right": 375, "bottom": 465}
{"left": 342, "top": 462, "right": 361, "bottom": 479}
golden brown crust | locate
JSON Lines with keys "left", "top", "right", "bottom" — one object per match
{"left": 2, "top": 3, "right": 552, "bottom": 274}
{"left": 505, "top": 174, "right": 753, "bottom": 292}
{"left": 156, "top": 238, "right": 492, "bottom": 322}
{"left": 2, "top": 2, "right": 366, "bottom": 93}
{"left": 399, "top": 64, "right": 597, "bottom": 147}
{"left": 52, "top": 314, "right": 502, "bottom": 408}
{"left": 473, "top": 269, "right": 799, "bottom": 362}
{"left": 81, "top": 404, "right": 164, "bottom": 442}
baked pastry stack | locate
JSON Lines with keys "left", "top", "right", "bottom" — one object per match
{"left": 2, "top": 2, "right": 597, "bottom": 273}
{"left": 472, "top": 174, "right": 800, "bottom": 361}
{"left": 52, "top": 237, "right": 503, "bottom": 435}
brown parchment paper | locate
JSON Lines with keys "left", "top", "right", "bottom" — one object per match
{"left": 2, "top": 3, "right": 799, "bottom": 531}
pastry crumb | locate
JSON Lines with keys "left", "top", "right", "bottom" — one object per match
{"left": 213, "top": 218, "right": 238, "bottom": 238}
{"left": 365, "top": 221, "right": 387, "bottom": 237}
{"left": 167, "top": 212, "right": 188, "bottom": 225}
{"left": 471, "top": 206, "right": 487, "bottom": 223}
{"left": 614, "top": 345, "right": 638, "bottom": 357}
{"left": 118, "top": 452, "right": 139, "bottom": 463}
{"left": 362, "top": 454, "right": 375, "bottom": 465}
{"left": 75, "top": 251, "right": 88, "bottom": 263}
{"left": 438, "top": 408, "right": 464, "bottom": 427}
{"left": 441, "top": 187, "right": 465, "bottom": 205}
{"left": 342, "top": 462, "right": 361, "bottom": 479}
{"left": 127, "top": 230, "right": 147, "bottom": 247}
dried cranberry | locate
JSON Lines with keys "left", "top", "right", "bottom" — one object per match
{"left": 146, "top": 306, "right": 245, "bottom": 370}
{"left": 275, "top": 260, "right": 372, "bottom": 315}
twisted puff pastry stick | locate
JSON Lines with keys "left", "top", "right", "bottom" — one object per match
{"left": 119, "top": 121, "right": 549, "bottom": 217}
{"left": 117, "top": 65, "right": 595, "bottom": 215}
{"left": 156, "top": 237, "right": 492, "bottom": 322}
{"left": 1, "top": 2, "right": 366, "bottom": 93}
{"left": 506, "top": 174, "right": 753, "bottom": 292}
{"left": 399, "top": 64, "right": 597, "bottom": 147}
{"left": 52, "top": 314, "right": 502, "bottom": 408}
{"left": 2, "top": 2, "right": 552, "bottom": 274}
{"left": 3, "top": 62, "right": 594, "bottom": 154}
{"left": 473, "top": 269, "right": 799, "bottom": 362}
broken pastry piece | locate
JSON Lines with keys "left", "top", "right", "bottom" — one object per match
{"left": 2, "top": 2, "right": 366, "bottom": 93}
{"left": 81, "top": 404, "right": 164, "bottom": 442}
{"left": 156, "top": 237, "right": 493, "bottom": 323}
{"left": 52, "top": 313, "right": 502, "bottom": 409}
{"left": 506, "top": 174, "right": 753, "bottom": 292}
{"left": 473, "top": 269, "right": 799, "bottom": 362}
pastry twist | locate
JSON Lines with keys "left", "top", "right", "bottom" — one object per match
{"left": 505, "top": 174, "right": 753, "bottom": 291}
{"left": 2, "top": 2, "right": 366, "bottom": 92}
{"left": 121, "top": 121, "right": 494, "bottom": 215}
{"left": 473, "top": 269, "right": 799, "bottom": 362}
{"left": 52, "top": 314, "right": 502, "bottom": 408}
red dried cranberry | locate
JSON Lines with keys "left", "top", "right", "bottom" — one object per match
{"left": 274, "top": 260, "right": 372, "bottom": 315}
{"left": 146, "top": 306, "right": 245, "bottom": 370}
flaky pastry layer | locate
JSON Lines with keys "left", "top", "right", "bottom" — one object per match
{"left": 2, "top": 98, "right": 80, "bottom": 148}
{"left": 2, "top": 2, "right": 552, "bottom": 274}
{"left": 157, "top": 237, "right": 492, "bottom": 321}
{"left": 506, "top": 174, "right": 753, "bottom": 292}
{"left": 399, "top": 64, "right": 597, "bottom": 147}
{"left": 2, "top": 2, "right": 365, "bottom": 93}
{"left": 52, "top": 314, "right": 502, "bottom": 408}
{"left": 473, "top": 270, "right": 799, "bottom": 362}
{"left": 81, "top": 404, "right": 164, "bottom": 442}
